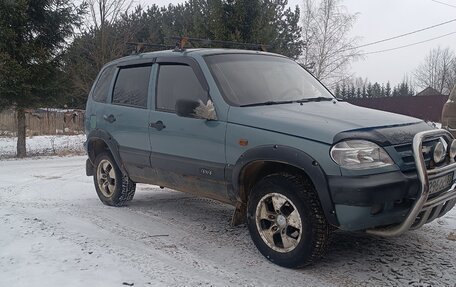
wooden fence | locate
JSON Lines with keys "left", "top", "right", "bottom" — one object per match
{"left": 0, "top": 109, "right": 85, "bottom": 136}
{"left": 347, "top": 94, "right": 448, "bottom": 123}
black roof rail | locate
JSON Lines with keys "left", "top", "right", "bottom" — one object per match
{"left": 126, "top": 42, "right": 175, "bottom": 54}
{"left": 167, "top": 36, "right": 270, "bottom": 52}
{"left": 126, "top": 37, "right": 271, "bottom": 54}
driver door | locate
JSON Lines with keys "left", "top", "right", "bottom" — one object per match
{"left": 148, "top": 57, "right": 230, "bottom": 203}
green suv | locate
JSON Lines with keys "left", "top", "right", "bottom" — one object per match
{"left": 85, "top": 48, "right": 456, "bottom": 268}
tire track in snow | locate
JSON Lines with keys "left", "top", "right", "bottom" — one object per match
{"left": 1, "top": 156, "right": 455, "bottom": 286}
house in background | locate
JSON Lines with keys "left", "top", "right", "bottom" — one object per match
{"left": 347, "top": 87, "right": 448, "bottom": 122}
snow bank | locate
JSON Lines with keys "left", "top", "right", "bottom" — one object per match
{"left": 0, "top": 135, "right": 85, "bottom": 158}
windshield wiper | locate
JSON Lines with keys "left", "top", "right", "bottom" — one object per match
{"left": 240, "top": 97, "right": 334, "bottom": 107}
{"left": 240, "top": 100, "right": 294, "bottom": 107}
{"left": 296, "top": 97, "right": 334, "bottom": 103}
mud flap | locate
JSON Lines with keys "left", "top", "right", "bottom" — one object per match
{"left": 86, "top": 159, "right": 94, "bottom": 176}
{"left": 231, "top": 202, "right": 247, "bottom": 226}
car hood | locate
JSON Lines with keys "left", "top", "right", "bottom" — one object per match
{"left": 228, "top": 101, "right": 432, "bottom": 145}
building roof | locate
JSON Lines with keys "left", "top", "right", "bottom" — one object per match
{"left": 415, "top": 86, "right": 444, "bottom": 97}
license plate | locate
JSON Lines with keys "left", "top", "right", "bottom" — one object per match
{"left": 429, "top": 173, "right": 454, "bottom": 194}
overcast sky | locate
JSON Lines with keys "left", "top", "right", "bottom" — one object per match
{"left": 139, "top": 0, "right": 456, "bottom": 87}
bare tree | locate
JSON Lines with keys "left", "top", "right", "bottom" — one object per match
{"left": 414, "top": 46, "right": 455, "bottom": 95}
{"left": 64, "top": 0, "right": 139, "bottom": 106}
{"left": 447, "top": 56, "right": 456, "bottom": 93}
{"left": 86, "top": 0, "right": 133, "bottom": 30}
{"left": 300, "top": 0, "right": 361, "bottom": 89}
{"left": 85, "top": 0, "right": 135, "bottom": 68}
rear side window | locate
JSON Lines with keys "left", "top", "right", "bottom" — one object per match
{"left": 112, "top": 65, "right": 151, "bottom": 108}
{"left": 156, "top": 65, "right": 207, "bottom": 112}
{"left": 92, "top": 66, "right": 115, "bottom": 103}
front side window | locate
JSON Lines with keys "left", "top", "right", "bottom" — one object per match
{"left": 92, "top": 66, "right": 115, "bottom": 103}
{"left": 156, "top": 64, "right": 207, "bottom": 112}
{"left": 112, "top": 65, "right": 151, "bottom": 108}
{"left": 205, "top": 54, "right": 333, "bottom": 106}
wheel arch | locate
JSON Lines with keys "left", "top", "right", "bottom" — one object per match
{"left": 230, "top": 145, "right": 338, "bottom": 226}
{"left": 86, "top": 129, "right": 128, "bottom": 176}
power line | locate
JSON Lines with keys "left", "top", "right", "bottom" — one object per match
{"left": 360, "top": 31, "right": 456, "bottom": 55}
{"left": 351, "top": 18, "right": 456, "bottom": 50}
{"left": 430, "top": 0, "right": 456, "bottom": 8}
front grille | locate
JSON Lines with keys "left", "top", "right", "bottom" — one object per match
{"left": 394, "top": 138, "right": 440, "bottom": 171}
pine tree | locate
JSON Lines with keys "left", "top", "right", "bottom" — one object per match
{"left": 366, "top": 83, "right": 373, "bottom": 98}
{"left": 334, "top": 83, "right": 341, "bottom": 98}
{"left": 350, "top": 84, "right": 356, "bottom": 99}
{"left": 385, "top": 82, "right": 392, "bottom": 97}
{"left": 372, "top": 82, "right": 381, "bottom": 98}
{"left": 0, "top": 0, "right": 85, "bottom": 157}
{"left": 392, "top": 81, "right": 414, "bottom": 97}
{"left": 341, "top": 83, "right": 347, "bottom": 99}
{"left": 392, "top": 87, "right": 398, "bottom": 97}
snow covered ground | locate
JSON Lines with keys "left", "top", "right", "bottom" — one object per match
{"left": 0, "top": 135, "right": 85, "bottom": 158}
{"left": 0, "top": 155, "right": 455, "bottom": 287}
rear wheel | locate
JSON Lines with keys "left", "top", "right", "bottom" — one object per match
{"left": 93, "top": 152, "right": 136, "bottom": 206}
{"left": 247, "top": 173, "right": 331, "bottom": 268}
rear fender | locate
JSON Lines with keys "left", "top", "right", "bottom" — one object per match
{"left": 86, "top": 129, "right": 128, "bottom": 176}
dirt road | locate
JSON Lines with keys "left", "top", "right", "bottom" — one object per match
{"left": 1, "top": 156, "right": 455, "bottom": 286}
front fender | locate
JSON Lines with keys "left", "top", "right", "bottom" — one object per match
{"left": 228, "top": 145, "right": 338, "bottom": 226}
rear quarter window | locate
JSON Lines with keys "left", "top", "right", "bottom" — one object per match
{"left": 92, "top": 66, "right": 115, "bottom": 103}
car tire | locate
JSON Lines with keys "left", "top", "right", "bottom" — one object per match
{"left": 247, "top": 173, "right": 331, "bottom": 268}
{"left": 93, "top": 152, "right": 136, "bottom": 206}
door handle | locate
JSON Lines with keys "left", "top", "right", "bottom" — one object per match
{"left": 149, "top": 120, "right": 166, "bottom": 131}
{"left": 103, "top": 114, "right": 116, "bottom": 123}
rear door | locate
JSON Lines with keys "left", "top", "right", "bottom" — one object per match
{"left": 103, "top": 61, "right": 154, "bottom": 180}
{"left": 85, "top": 65, "right": 116, "bottom": 134}
{"left": 148, "top": 57, "right": 230, "bottom": 203}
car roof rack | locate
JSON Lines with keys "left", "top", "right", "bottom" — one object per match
{"left": 168, "top": 36, "right": 270, "bottom": 52}
{"left": 127, "top": 36, "right": 270, "bottom": 54}
{"left": 126, "top": 42, "right": 175, "bottom": 54}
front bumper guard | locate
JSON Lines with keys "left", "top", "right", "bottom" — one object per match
{"left": 367, "top": 129, "right": 456, "bottom": 237}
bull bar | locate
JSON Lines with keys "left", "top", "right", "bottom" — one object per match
{"left": 367, "top": 129, "right": 456, "bottom": 237}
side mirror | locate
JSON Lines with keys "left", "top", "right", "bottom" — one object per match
{"left": 175, "top": 99, "right": 218, "bottom": 121}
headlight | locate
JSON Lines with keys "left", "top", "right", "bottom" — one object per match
{"left": 448, "top": 139, "right": 456, "bottom": 160}
{"left": 330, "top": 140, "right": 394, "bottom": 170}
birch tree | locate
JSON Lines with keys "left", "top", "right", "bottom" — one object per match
{"left": 414, "top": 47, "right": 455, "bottom": 95}
{"left": 300, "top": 0, "right": 361, "bottom": 89}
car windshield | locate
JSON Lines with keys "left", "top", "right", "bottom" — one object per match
{"left": 205, "top": 54, "right": 333, "bottom": 106}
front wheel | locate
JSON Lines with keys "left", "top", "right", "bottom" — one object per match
{"left": 247, "top": 173, "right": 331, "bottom": 268}
{"left": 93, "top": 152, "right": 136, "bottom": 206}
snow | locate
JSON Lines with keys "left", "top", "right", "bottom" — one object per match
{"left": 0, "top": 155, "right": 455, "bottom": 286}
{"left": 0, "top": 135, "right": 85, "bottom": 158}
